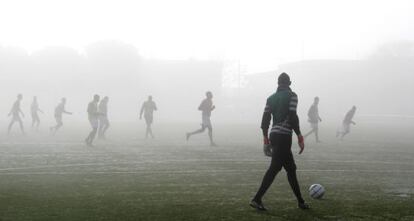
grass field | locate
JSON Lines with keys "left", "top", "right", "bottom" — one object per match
{"left": 0, "top": 123, "right": 413, "bottom": 221}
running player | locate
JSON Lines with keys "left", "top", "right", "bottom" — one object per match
{"left": 186, "top": 91, "right": 217, "bottom": 146}
{"left": 250, "top": 73, "right": 309, "bottom": 211}
{"left": 98, "top": 96, "right": 110, "bottom": 139}
{"left": 8, "top": 94, "right": 25, "bottom": 135}
{"left": 304, "top": 96, "right": 322, "bottom": 142}
{"left": 31, "top": 96, "right": 43, "bottom": 129}
{"left": 140, "top": 96, "right": 157, "bottom": 139}
{"left": 50, "top": 98, "right": 72, "bottom": 134}
{"left": 337, "top": 106, "right": 357, "bottom": 139}
{"left": 85, "top": 94, "right": 100, "bottom": 146}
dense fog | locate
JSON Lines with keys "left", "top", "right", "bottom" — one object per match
{"left": 1, "top": 41, "right": 414, "bottom": 131}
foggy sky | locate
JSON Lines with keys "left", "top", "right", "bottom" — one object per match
{"left": 1, "top": 0, "right": 414, "bottom": 73}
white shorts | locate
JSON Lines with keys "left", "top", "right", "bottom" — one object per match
{"left": 310, "top": 122, "right": 319, "bottom": 130}
{"left": 89, "top": 117, "right": 99, "bottom": 129}
{"left": 202, "top": 115, "right": 212, "bottom": 128}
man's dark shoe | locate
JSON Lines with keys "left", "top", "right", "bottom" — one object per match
{"left": 249, "top": 200, "right": 267, "bottom": 211}
{"left": 298, "top": 202, "right": 310, "bottom": 210}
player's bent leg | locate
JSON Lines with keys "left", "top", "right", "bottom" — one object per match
{"left": 187, "top": 126, "right": 207, "bottom": 138}
{"left": 208, "top": 126, "right": 216, "bottom": 146}
{"left": 145, "top": 124, "right": 150, "bottom": 138}
{"left": 284, "top": 149, "right": 309, "bottom": 209}
{"left": 253, "top": 145, "right": 283, "bottom": 203}
{"left": 86, "top": 128, "right": 98, "bottom": 146}
{"left": 18, "top": 119, "right": 25, "bottom": 134}
{"left": 286, "top": 169, "right": 309, "bottom": 209}
{"left": 8, "top": 119, "right": 16, "bottom": 134}
{"left": 55, "top": 122, "right": 63, "bottom": 132}
{"left": 103, "top": 121, "right": 110, "bottom": 134}
{"left": 148, "top": 124, "right": 154, "bottom": 138}
{"left": 253, "top": 161, "right": 283, "bottom": 203}
{"left": 315, "top": 129, "right": 321, "bottom": 142}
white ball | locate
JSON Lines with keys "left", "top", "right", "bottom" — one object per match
{"left": 309, "top": 184, "right": 325, "bottom": 199}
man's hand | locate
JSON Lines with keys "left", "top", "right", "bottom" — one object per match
{"left": 298, "top": 135, "right": 305, "bottom": 154}
{"left": 263, "top": 137, "right": 271, "bottom": 157}
{"left": 263, "top": 136, "right": 270, "bottom": 145}
{"left": 319, "top": 117, "right": 322, "bottom": 122}
{"left": 263, "top": 143, "right": 272, "bottom": 157}
{"left": 211, "top": 105, "right": 216, "bottom": 111}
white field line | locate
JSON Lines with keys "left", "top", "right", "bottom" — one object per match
{"left": 0, "top": 169, "right": 414, "bottom": 176}
{"left": 0, "top": 158, "right": 412, "bottom": 172}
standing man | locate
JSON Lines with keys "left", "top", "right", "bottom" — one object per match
{"left": 98, "top": 96, "right": 110, "bottom": 139}
{"left": 50, "top": 98, "right": 72, "bottom": 134}
{"left": 8, "top": 94, "right": 25, "bottom": 135}
{"left": 186, "top": 91, "right": 217, "bottom": 146}
{"left": 250, "top": 73, "right": 309, "bottom": 211}
{"left": 140, "top": 95, "right": 157, "bottom": 139}
{"left": 304, "top": 96, "right": 322, "bottom": 142}
{"left": 31, "top": 96, "right": 43, "bottom": 129}
{"left": 337, "top": 106, "right": 357, "bottom": 140}
{"left": 85, "top": 94, "right": 100, "bottom": 146}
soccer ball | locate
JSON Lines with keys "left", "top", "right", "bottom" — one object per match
{"left": 309, "top": 184, "right": 325, "bottom": 199}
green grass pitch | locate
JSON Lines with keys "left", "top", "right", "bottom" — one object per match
{"left": 0, "top": 124, "right": 413, "bottom": 220}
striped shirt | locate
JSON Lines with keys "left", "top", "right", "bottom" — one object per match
{"left": 261, "top": 86, "right": 301, "bottom": 136}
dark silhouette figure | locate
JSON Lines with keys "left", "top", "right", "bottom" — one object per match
{"left": 31, "top": 96, "right": 43, "bottom": 129}
{"left": 98, "top": 96, "right": 110, "bottom": 139}
{"left": 250, "top": 73, "right": 309, "bottom": 211}
{"left": 337, "top": 106, "right": 357, "bottom": 139}
{"left": 50, "top": 98, "right": 72, "bottom": 134}
{"left": 8, "top": 94, "right": 25, "bottom": 135}
{"left": 186, "top": 91, "right": 217, "bottom": 146}
{"left": 140, "top": 96, "right": 157, "bottom": 139}
{"left": 85, "top": 94, "right": 100, "bottom": 146}
{"left": 304, "top": 97, "right": 322, "bottom": 142}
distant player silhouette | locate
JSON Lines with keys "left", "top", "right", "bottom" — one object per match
{"left": 186, "top": 91, "right": 217, "bottom": 146}
{"left": 31, "top": 96, "right": 43, "bottom": 130}
{"left": 8, "top": 94, "right": 25, "bottom": 135}
{"left": 337, "top": 106, "right": 357, "bottom": 139}
{"left": 85, "top": 94, "right": 101, "bottom": 146}
{"left": 304, "top": 97, "right": 322, "bottom": 142}
{"left": 140, "top": 96, "right": 157, "bottom": 139}
{"left": 50, "top": 98, "right": 72, "bottom": 134}
{"left": 98, "top": 96, "right": 110, "bottom": 139}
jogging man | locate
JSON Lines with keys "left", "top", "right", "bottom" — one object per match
{"left": 8, "top": 94, "right": 25, "bottom": 134}
{"left": 337, "top": 106, "right": 357, "bottom": 139}
{"left": 85, "top": 94, "right": 100, "bottom": 146}
{"left": 304, "top": 96, "right": 322, "bottom": 142}
{"left": 250, "top": 73, "right": 309, "bottom": 211}
{"left": 186, "top": 91, "right": 217, "bottom": 146}
{"left": 98, "top": 96, "right": 110, "bottom": 139}
{"left": 31, "top": 96, "right": 43, "bottom": 129}
{"left": 50, "top": 98, "right": 72, "bottom": 134}
{"left": 140, "top": 95, "right": 157, "bottom": 139}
